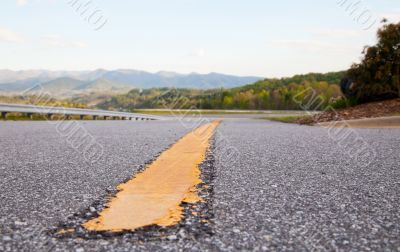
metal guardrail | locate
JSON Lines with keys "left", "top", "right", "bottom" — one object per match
{"left": 0, "top": 103, "right": 165, "bottom": 121}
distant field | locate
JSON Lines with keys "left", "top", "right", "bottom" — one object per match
{"left": 133, "top": 109, "right": 308, "bottom": 116}
{"left": 262, "top": 115, "right": 309, "bottom": 124}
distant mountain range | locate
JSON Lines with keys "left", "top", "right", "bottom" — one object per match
{"left": 0, "top": 69, "right": 262, "bottom": 96}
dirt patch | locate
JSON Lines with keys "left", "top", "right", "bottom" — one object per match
{"left": 297, "top": 99, "right": 400, "bottom": 125}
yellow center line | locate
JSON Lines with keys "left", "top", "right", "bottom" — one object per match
{"left": 83, "top": 120, "right": 220, "bottom": 232}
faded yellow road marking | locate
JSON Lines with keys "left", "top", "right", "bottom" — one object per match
{"left": 83, "top": 120, "right": 220, "bottom": 232}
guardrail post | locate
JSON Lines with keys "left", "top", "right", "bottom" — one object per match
{"left": 1, "top": 112, "right": 7, "bottom": 120}
{"left": 80, "top": 115, "right": 84, "bottom": 120}
{"left": 26, "top": 113, "right": 33, "bottom": 119}
{"left": 47, "top": 114, "right": 53, "bottom": 120}
{"left": 104, "top": 116, "right": 108, "bottom": 120}
{"left": 93, "top": 115, "right": 97, "bottom": 120}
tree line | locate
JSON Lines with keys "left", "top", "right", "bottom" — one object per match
{"left": 98, "top": 72, "right": 344, "bottom": 111}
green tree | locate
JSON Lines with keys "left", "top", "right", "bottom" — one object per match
{"left": 222, "top": 96, "right": 234, "bottom": 109}
{"left": 344, "top": 20, "right": 400, "bottom": 102}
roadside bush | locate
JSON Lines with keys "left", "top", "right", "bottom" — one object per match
{"left": 330, "top": 97, "right": 358, "bottom": 109}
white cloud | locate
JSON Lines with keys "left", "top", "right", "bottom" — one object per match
{"left": 189, "top": 48, "right": 206, "bottom": 57}
{"left": 269, "top": 40, "right": 357, "bottom": 53}
{"left": 16, "top": 0, "right": 28, "bottom": 6}
{"left": 312, "top": 29, "right": 363, "bottom": 39}
{"left": 42, "top": 35, "right": 88, "bottom": 48}
{"left": 0, "top": 27, "right": 25, "bottom": 43}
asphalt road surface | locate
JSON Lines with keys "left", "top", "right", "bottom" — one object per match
{"left": 0, "top": 119, "right": 399, "bottom": 251}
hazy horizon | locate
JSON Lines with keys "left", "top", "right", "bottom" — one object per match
{"left": 0, "top": 68, "right": 264, "bottom": 78}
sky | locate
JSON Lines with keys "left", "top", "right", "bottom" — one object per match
{"left": 0, "top": 0, "right": 399, "bottom": 77}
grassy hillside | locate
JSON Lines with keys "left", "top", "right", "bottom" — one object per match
{"left": 76, "top": 78, "right": 132, "bottom": 93}
{"left": 40, "top": 77, "right": 85, "bottom": 94}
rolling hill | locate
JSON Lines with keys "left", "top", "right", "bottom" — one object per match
{"left": 77, "top": 78, "right": 132, "bottom": 93}
{"left": 0, "top": 69, "right": 262, "bottom": 96}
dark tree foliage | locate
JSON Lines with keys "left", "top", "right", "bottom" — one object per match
{"left": 343, "top": 21, "right": 400, "bottom": 103}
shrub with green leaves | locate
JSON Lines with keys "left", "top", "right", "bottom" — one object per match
{"left": 343, "top": 20, "right": 400, "bottom": 103}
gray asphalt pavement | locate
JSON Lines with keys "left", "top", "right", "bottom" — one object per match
{"left": 212, "top": 120, "right": 400, "bottom": 251}
{"left": 0, "top": 119, "right": 399, "bottom": 251}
